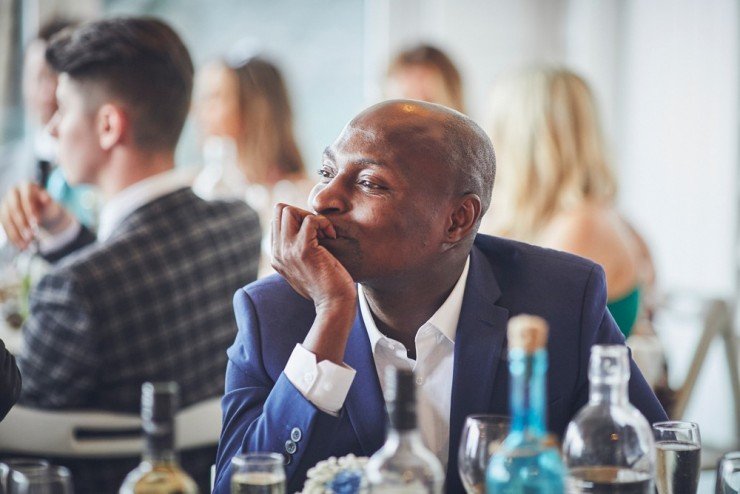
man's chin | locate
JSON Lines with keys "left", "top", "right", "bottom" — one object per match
{"left": 320, "top": 238, "right": 363, "bottom": 281}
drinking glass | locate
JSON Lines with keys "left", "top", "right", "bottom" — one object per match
{"left": 653, "top": 421, "right": 701, "bottom": 494}
{"left": 8, "top": 466, "right": 73, "bottom": 494}
{"left": 458, "top": 414, "right": 510, "bottom": 494}
{"left": 0, "top": 459, "right": 50, "bottom": 493}
{"left": 231, "top": 452, "right": 286, "bottom": 494}
{"left": 717, "top": 451, "right": 740, "bottom": 494}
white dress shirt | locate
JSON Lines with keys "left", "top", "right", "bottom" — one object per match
{"left": 284, "top": 256, "right": 471, "bottom": 469}
{"left": 40, "top": 170, "right": 191, "bottom": 251}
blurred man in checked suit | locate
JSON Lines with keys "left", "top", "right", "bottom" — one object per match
{"left": 0, "top": 17, "right": 261, "bottom": 492}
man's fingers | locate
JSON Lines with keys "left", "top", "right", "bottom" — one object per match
{"left": 0, "top": 194, "right": 28, "bottom": 249}
{"left": 19, "top": 183, "right": 44, "bottom": 228}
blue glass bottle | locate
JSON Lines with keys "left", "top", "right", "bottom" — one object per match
{"left": 486, "top": 315, "right": 565, "bottom": 494}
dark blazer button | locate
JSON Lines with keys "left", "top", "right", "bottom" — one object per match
{"left": 290, "top": 427, "right": 302, "bottom": 442}
{"left": 285, "top": 439, "right": 297, "bottom": 454}
{"left": 284, "top": 453, "right": 292, "bottom": 465}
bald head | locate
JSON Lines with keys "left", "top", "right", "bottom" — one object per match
{"left": 349, "top": 100, "right": 496, "bottom": 219}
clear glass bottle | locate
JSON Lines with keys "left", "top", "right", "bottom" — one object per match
{"left": 365, "top": 367, "right": 444, "bottom": 493}
{"left": 562, "top": 345, "right": 655, "bottom": 494}
{"left": 119, "top": 382, "right": 198, "bottom": 494}
{"left": 486, "top": 314, "right": 565, "bottom": 493}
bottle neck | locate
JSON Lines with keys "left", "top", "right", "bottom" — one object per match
{"left": 142, "top": 420, "right": 177, "bottom": 464}
{"left": 509, "top": 348, "right": 547, "bottom": 437}
{"left": 589, "top": 380, "right": 629, "bottom": 405}
{"left": 384, "top": 428, "right": 426, "bottom": 452}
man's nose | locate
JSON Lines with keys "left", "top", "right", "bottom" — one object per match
{"left": 310, "top": 178, "right": 348, "bottom": 215}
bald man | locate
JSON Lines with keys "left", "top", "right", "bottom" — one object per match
{"left": 214, "top": 100, "right": 666, "bottom": 493}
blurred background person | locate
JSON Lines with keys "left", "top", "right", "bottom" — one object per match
{"left": 19, "top": 18, "right": 98, "bottom": 228}
{"left": 482, "top": 67, "right": 654, "bottom": 339}
{"left": 385, "top": 43, "right": 465, "bottom": 113}
{"left": 193, "top": 55, "right": 313, "bottom": 276}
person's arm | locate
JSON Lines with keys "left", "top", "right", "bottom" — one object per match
{"left": 214, "top": 204, "right": 358, "bottom": 494}
{"left": 0, "top": 338, "right": 21, "bottom": 420}
{"left": 570, "top": 264, "right": 668, "bottom": 424}
{"left": 17, "top": 269, "right": 100, "bottom": 408}
{"left": 214, "top": 290, "right": 352, "bottom": 494}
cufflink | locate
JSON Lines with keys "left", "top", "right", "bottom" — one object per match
{"left": 290, "top": 427, "right": 302, "bottom": 442}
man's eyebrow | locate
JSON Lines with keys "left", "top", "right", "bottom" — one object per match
{"left": 352, "top": 158, "right": 385, "bottom": 168}
{"left": 322, "top": 147, "right": 335, "bottom": 162}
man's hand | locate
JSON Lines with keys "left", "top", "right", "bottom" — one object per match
{"left": 0, "top": 182, "right": 73, "bottom": 250}
{"left": 271, "top": 204, "right": 357, "bottom": 364}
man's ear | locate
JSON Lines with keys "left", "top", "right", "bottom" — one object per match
{"left": 97, "top": 103, "right": 127, "bottom": 151}
{"left": 447, "top": 193, "right": 482, "bottom": 242}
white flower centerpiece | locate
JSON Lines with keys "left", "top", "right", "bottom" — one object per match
{"left": 299, "top": 454, "right": 369, "bottom": 494}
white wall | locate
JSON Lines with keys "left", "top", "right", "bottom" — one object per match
{"left": 617, "top": 0, "right": 739, "bottom": 298}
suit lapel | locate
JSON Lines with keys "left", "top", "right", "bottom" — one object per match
{"left": 446, "top": 246, "right": 509, "bottom": 491}
{"left": 344, "top": 307, "right": 387, "bottom": 456}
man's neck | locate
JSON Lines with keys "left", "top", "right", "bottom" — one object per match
{"left": 99, "top": 148, "right": 176, "bottom": 200}
{"left": 361, "top": 255, "right": 467, "bottom": 349}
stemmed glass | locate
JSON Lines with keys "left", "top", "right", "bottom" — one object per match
{"left": 7, "top": 466, "right": 73, "bottom": 494}
{"left": 458, "top": 414, "right": 510, "bottom": 494}
{"left": 653, "top": 421, "right": 701, "bottom": 494}
{"left": 717, "top": 452, "right": 740, "bottom": 494}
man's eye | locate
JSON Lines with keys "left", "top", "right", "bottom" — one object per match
{"left": 358, "top": 179, "right": 382, "bottom": 190}
{"left": 317, "top": 168, "right": 334, "bottom": 180}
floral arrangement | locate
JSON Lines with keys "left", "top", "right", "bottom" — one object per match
{"left": 299, "top": 454, "right": 369, "bottom": 494}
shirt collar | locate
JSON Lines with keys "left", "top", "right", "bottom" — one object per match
{"left": 97, "top": 169, "right": 190, "bottom": 242}
{"left": 359, "top": 255, "right": 471, "bottom": 351}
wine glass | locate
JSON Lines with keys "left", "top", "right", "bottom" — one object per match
{"left": 458, "top": 414, "right": 510, "bottom": 494}
{"left": 0, "top": 459, "right": 50, "bottom": 493}
{"left": 717, "top": 451, "right": 740, "bottom": 494}
{"left": 653, "top": 421, "right": 701, "bottom": 494}
{"left": 231, "top": 452, "right": 286, "bottom": 494}
{"left": 8, "top": 465, "right": 73, "bottom": 494}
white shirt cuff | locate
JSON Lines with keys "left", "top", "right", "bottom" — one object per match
{"left": 38, "top": 220, "right": 82, "bottom": 254}
{"left": 284, "top": 344, "right": 356, "bottom": 416}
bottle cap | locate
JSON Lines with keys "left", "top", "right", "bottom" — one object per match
{"left": 507, "top": 315, "right": 548, "bottom": 353}
{"left": 589, "top": 345, "right": 630, "bottom": 384}
{"left": 385, "top": 367, "right": 416, "bottom": 430}
{"left": 141, "top": 382, "right": 179, "bottom": 423}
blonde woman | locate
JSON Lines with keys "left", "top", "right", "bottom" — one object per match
{"left": 194, "top": 56, "right": 314, "bottom": 276}
{"left": 482, "top": 67, "right": 654, "bottom": 337}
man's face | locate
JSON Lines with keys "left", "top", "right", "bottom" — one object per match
{"left": 22, "top": 41, "right": 59, "bottom": 126}
{"left": 310, "top": 103, "right": 454, "bottom": 284}
{"left": 47, "top": 75, "right": 105, "bottom": 185}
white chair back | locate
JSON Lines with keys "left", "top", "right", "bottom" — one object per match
{"left": 0, "top": 397, "right": 222, "bottom": 458}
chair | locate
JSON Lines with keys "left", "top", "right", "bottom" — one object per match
{"left": 0, "top": 397, "right": 222, "bottom": 458}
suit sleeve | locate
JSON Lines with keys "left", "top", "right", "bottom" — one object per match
{"left": 40, "top": 225, "right": 96, "bottom": 264}
{"left": 17, "top": 269, "right": 100, "bottom": 408}
{"left": 0, "top": 339, "right": 21, "bottom": 420}
{"left": 214, "top": 289, "right": 345, "bottom": 494}
{"left": 570, "top": 265, "right": 668, "bottom": 424}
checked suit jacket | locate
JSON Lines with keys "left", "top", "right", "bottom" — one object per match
{"left": 15, "top": 187, "right": 261, "bottom": 492}
{"left": 214, "top": 234, "right": 667, "bottom": 494}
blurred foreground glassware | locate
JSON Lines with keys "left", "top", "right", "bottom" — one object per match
{"left": 717, "top": 452, "right": 740, "bottom": 494}
{"left": 231, "top": 452, "right": 286, "bottom": 494}
{"left": 653, "top": 421, "right": 700, "bottom": 494}
{"left": 0, "top": 459, "right": 50, "bottom": 493}
{"left": 8, "top": 465, "right": 73, "bottom": 494}
{"left": 562, "top": 345, "right": 655, "bottom": 493}
{"left": 458, "top": 414, "right": 509, "bottom": 494}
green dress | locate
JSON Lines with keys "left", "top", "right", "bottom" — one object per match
{"left": 606, "top": 286, "right": 641, "bottom": 338}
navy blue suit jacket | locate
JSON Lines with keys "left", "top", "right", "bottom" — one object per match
{"left": 215, "top": 235, "right": 667, "bottom": 494}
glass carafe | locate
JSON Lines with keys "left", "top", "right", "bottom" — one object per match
{"left": 562, "top": 345, "right": 655, "bottom": 493}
